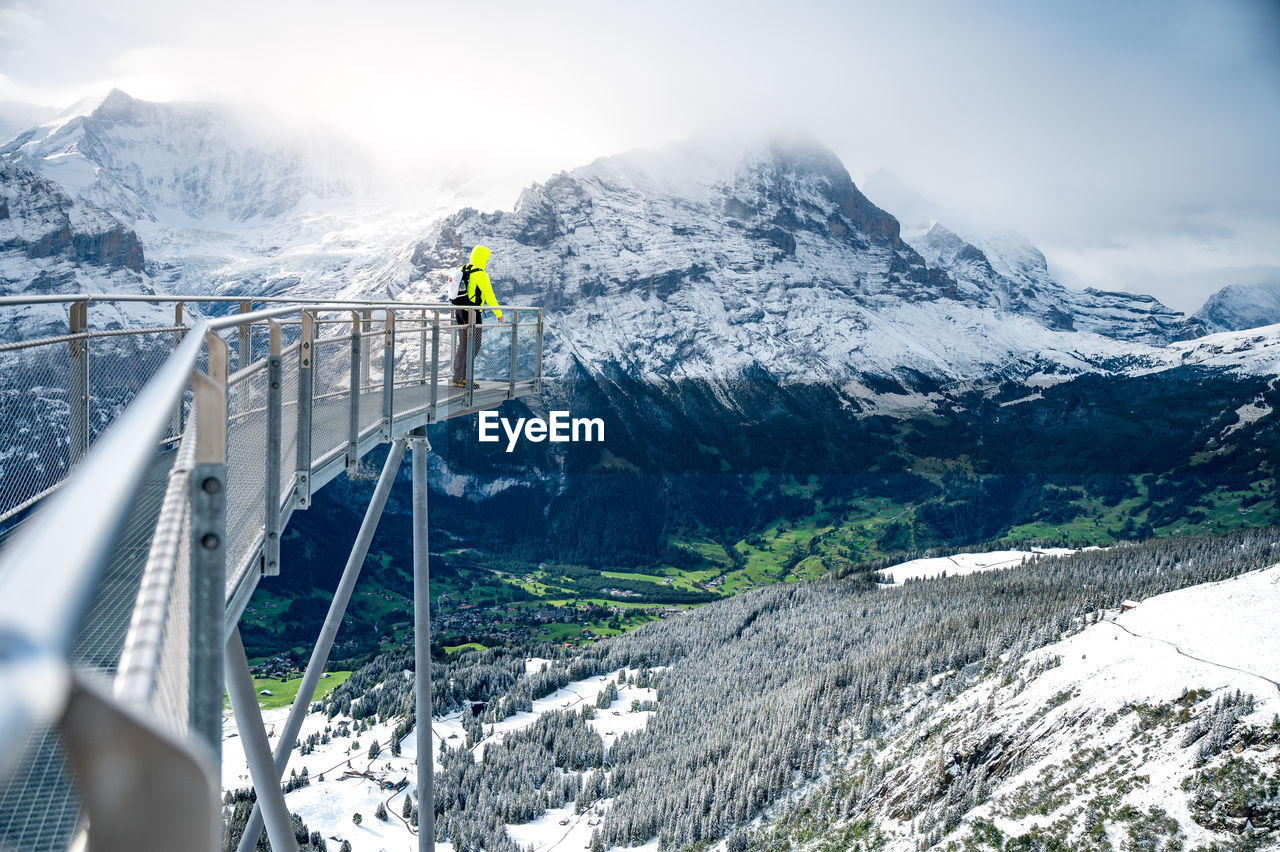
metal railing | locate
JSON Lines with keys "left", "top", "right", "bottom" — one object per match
{"left": 0, "top": 293, "right": 542, "bottom": 851}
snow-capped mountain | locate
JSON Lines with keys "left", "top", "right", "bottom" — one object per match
{"left": 0, "top": 101, "right": 56, "bottom": 147}
{"left": 0, "top": 89, "right": 453, "bottom": 300}
{"left": 2, "top": 88, "right": 365, "bottom": 224}
{"left": 863, "top": 171, "right": 1204, "bottom": 344}
{"left": 404, "top": 137, "right": 1231, "bottom": 391}
{"left": 0, "top": 160, "right": 171, "bottom": 335}
{"left": 1, "top": 99, "right": 1274, "bottom": 407}
{"left": 1196, "top": 280, "right": 1280, "bottom": 333}
{"left": 905, "top": 220, "right": 1203, "bottom": 343}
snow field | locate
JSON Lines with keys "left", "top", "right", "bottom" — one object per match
{"left": 877, "top": 547, "right": 1081, "bottom": 584}
{"left": 222, "top": 665, "right": 659, "bottom": 852}
{"left": 885, "top": 563, "right": 1280, "bottom": 851}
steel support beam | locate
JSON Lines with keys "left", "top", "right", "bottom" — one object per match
{"left": 225, "top": 628, "right": 299, "bottom": 852}
{"left": 419, "top": 309, "right": 428, "bottom": 384}
{"left": 189, "top": 332, "right": 227, "bottom": 758}
{"left": 171, "top": 302, "right": 185, "bottom": 438}
{"left": 347, "top": 311, "right": 361, "bottom": 472}
{"left": 508, "top": 309, "right": 519, "bottom": 399}
{"left": 534, "top": 310, "right": 544, "bottom": 393}
{"left": 465, "top": 308, "right": 477, "bottom": 409}
{"left": 295, "top": 311, "right": 315, "bottom": 510}
{"left": 382, "top": 310, "right": 395, "bottom": 440}
{"left": 412, "top": 429, "right": 434, "bottom": 852}
{"left": 264, "top": 320, "right": 283, "bottom": 576}
{"left": 361, "top": 308, "right": 372, "bottom": 389}
{"left": 429, "top": 311, "right": 440, "bottom": 422}
{"left": 237, "top": 300, "right": 252, "bottom": 370}
{"left": 68, "top": 300, "right": 90, "bottom": 464}
{"left": 235, "top": 439, "right": 407, "bottom": 852}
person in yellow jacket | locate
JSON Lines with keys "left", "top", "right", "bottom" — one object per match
{"left": 449, "top": 244, "right": 504, "bottom": 386}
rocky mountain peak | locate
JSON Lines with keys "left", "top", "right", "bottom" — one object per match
{"left": 1195, "top": 280, "right": 1280, "bottom": 333}
{"left": 89, "top": 88, "right": 144, "bottom": 120}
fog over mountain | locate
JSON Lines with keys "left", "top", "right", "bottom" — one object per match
{"left": 2, "top": 0, "right": 1277, "bottom": 310}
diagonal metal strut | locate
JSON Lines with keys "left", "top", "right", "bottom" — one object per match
{"left": 235, "top": 439, "right": 407, "bottom": 852}
{"left": 226, "top": 628, "right": 298, "bottom": 852}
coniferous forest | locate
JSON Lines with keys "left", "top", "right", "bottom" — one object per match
{"left": 310, "top": 528, "right": 1280, "bottom": 851}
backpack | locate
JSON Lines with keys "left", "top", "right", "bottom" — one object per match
{"left": 450, "top": 264, "right": 482, "bottom": 306}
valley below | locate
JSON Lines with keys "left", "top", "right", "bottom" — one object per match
{"left": 1, "top": 89, "right": 1278, "bottom": 852}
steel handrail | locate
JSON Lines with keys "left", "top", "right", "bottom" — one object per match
{"left": 0, "top": 293, "right": 528, "bottom": 311}
{"left": 0, "top": 292, "right": 544, "bottom": 850}
{"left": 0, "top": 320, "right": 209, "bottom": 780}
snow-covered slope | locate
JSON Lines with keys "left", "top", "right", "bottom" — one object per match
{"left": 769, "top": 565, "right": 1280, "bottom": 851}
{"left": 878, "top": 547, "right": 1083, "bottom": 584}
{"left": 403, "top": 138, "right": 1233, "bottom": 390}
{"left": 0, "top": 89, "right": 453, "bottom": 300}
{"left": 0, "top": 101, "right": 56, "bottom": 147}
{"left": 3, "top": 100, "right": 1275, "bottom": 407}
{"left": 865, "top": 171, "right": 1204, "bottom": 344}
{"left": 0, "top": 160, "right": 171, "bottom": 334}
{"left": 1197, "top": 280, "right": 1280, "bottom": 334}
{"left": 2, "top": 88, "right": 365, "bottom": 223}
{"left": 222, "top": 666, "right": 660, "bottom": 852}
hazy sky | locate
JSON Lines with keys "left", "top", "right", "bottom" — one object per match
{"left": 1, "top": 0, "right": 1277, "bottom": 311}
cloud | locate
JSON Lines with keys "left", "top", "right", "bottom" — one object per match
{"left": 0, "top": 0, "right": 1276, "bottom": 310}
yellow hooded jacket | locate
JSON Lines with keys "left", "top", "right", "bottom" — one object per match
{"left": 457, "top": 245, "right": 502, "bottom": 320}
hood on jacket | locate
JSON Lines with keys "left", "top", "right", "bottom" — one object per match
{"left": 469, "top": 245, "right": 491, "bottom": 269}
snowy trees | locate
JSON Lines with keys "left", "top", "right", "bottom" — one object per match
{"left": 315, "top": 528, "right": 1280, "bottom": 852}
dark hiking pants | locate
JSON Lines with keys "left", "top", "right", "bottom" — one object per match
{"left": 452, "top": 308, "right": 482, "bottom": 383}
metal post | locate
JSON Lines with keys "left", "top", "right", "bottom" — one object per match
{"left": 238, "top": 300, "right": 251, "bottom": 370}
{"left": 382, "top": 309, "right": 395, "bottom": 440}
{"left": 534, "top": 310, "right": 544, "bottom": 393}
{"left": 295, "top": 311, "right": 314, "bottom": 510}
{"left": 508, "top": 309, "right": 519, "bottom": 399}
{"left": 419, "top": 308, "right": 428, "bottom": 384}
{"left": 170, "top": 302, "right": 186, "bottom": 438}
{"left": 412, "top": 430, "right": 434, "bottom": 852}
{"left": 362, "top": 308, "right": 372, "bottom": 390}
{"left": 225, "top": 628, "right": 300, "bottom": 852}
{"left": 429, "top": 311, "right": 440, "bottom": 422}
{"left": 348, "top": 311, "right": 361, "bottom": 473}
{"left": 465, "top": 308, "right": 477, "bottom": 409}
{"left": 68, "top": 300, "right": 90, "bottom": 464}
{"left": 264, "top": 320, "right": 283, "bottom": 576}
{"left": 234, "top": 440, "right": 407, "bottom": 852}
{"left": 189, "top": 331, "right": 227, "bottom": 759}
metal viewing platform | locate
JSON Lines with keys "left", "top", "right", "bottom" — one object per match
{"left": 0, "top": 293, "right": 542, "bottom": 851}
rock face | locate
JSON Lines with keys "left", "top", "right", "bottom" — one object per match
{"left": 0, "top": 161, "right": 168, "bottom": 338}
{"left": 906, "top": 222, "right": 1203, "bottom": 342}
{"left": 1195, "top": 280, "right": 1280, "bottom": 333}
{"left": 405, "top": 137, "right": 1210, "bottom": 389}
{"left": 0, "top": 162, "right": 144, "bottom": 271}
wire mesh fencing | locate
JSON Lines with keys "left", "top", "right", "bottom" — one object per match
{"left": 225, "top": 362, "right": 271, "bottom": 591}
{"left": 311, "top": 323, "right": 354, "bottom": 465}
{"left": 0, "top": 345, "right": 74, "bottom": 525}
{"left": 0, "top": 294, "right": 542, "bottom": 852}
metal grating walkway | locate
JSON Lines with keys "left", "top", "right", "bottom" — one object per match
{"left": 0, "top": 294, "right": 543, "bottom": 852}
